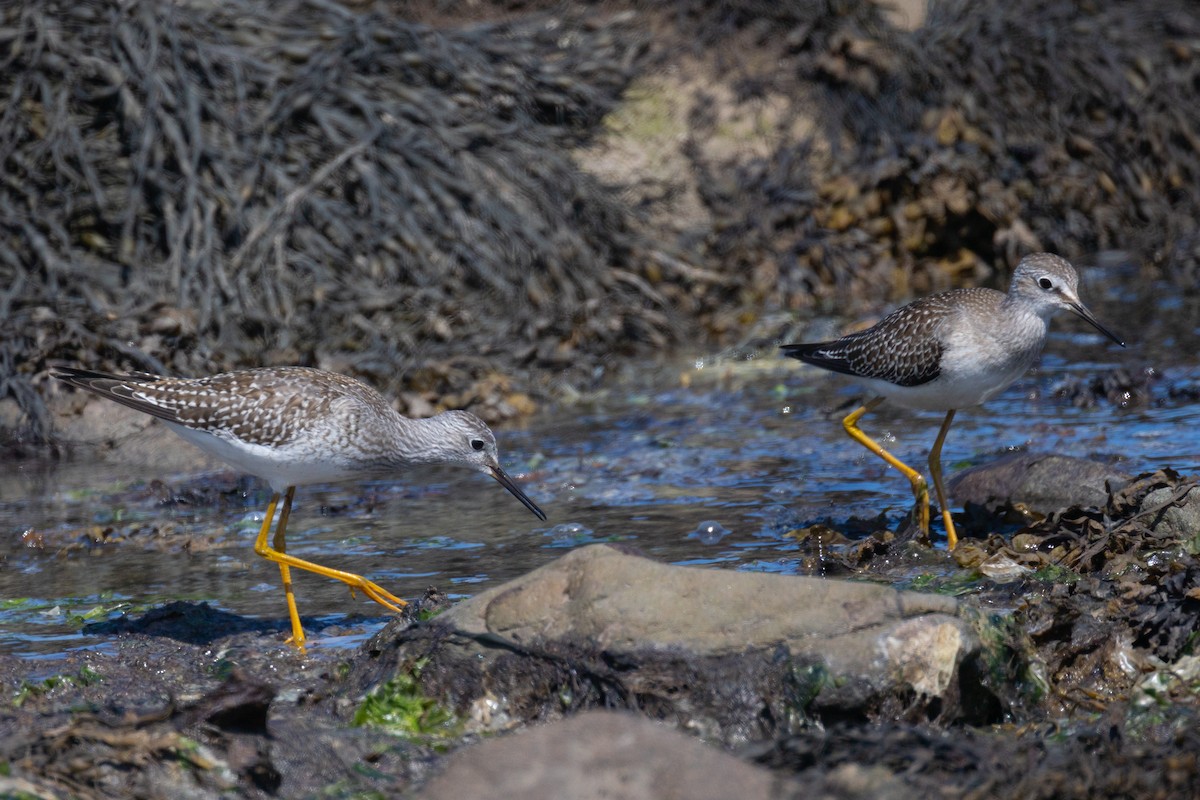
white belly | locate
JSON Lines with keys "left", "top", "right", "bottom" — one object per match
{"left": 166, "top": 422, "right": 358, "bottom": 492}
{"left": 859, "top": 310, "right": 1046, "bottom": 411}
{"left": 857, "top": 360, "right": 1031, "bottom": 411}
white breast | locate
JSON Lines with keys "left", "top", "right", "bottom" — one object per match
{"left": 166, "top": 422, "right": 360, "bottom": 492}
{"left": 860, "top": 306, "right": 1048, "bottom": 411}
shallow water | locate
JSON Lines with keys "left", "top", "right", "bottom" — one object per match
{"left": 3, "top": 275, "right": 1199, "bottom": 667}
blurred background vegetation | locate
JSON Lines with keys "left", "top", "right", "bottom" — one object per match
{"left": 2, "top": 0, "right": 1197, "bottom": 448}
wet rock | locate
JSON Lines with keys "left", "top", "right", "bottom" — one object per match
{"left": 354, "top": 544, "right": 992, "bottom": 741}
{"left": 1140, "top": 484, "right": 1200, "bottom": 541}
{"left": 418, "top": 709, "right": 788, "bottom": 800}
{"left": 86, "top": 601, "right": 280, "bottom": 645}
{"left": 3, "top": 672, "right": 280, "bottom": 798}
{"left": 948, "top": 453, "right": 1131, "bottom": 515}
{"left": 1049, "top": 367, "right": 1158, "bottom": 410}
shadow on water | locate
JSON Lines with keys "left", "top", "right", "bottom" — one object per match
{"left": 3, "top": 274, "right": 1200, "bottom": 668}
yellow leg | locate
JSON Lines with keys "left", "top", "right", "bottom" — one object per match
{"left": 252, "top": 486, "right": 407, "bottom": 646}
{"left": 842, "top": 398, "right": 930, "bottom": 536}
{"left": 271, "top": 487, "right": 306, "bottom": 648}
{"left": 928, "top": 410, "right": 958, "bottom": 550}
{"left": 254, "top": 491, "right": 307, "bottom": 650}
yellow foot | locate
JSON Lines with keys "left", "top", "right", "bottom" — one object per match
{"left": 347, "top": 578, "right": 408, "bottom": 615}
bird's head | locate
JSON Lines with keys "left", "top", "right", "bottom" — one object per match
{"left": 1011, "top": 253, "right": 1124, "bottom": 347}
{"left": 422, "top": 410, "right": 546, "bottom": 520}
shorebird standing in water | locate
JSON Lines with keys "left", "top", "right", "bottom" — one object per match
{"left": 781, "top": 253, "right": 1124, "bottom": 549}
{"left": 54, "top": 366, "right": 546, "bottom": 649}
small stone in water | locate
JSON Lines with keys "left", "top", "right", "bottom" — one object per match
{"left": 688, "top": 520, "right": 730, "bottom": 545}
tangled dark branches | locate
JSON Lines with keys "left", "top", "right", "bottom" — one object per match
{"left": 0, "top": 0, "right": 664, "bottom": 444}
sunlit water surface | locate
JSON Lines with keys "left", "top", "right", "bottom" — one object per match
{"left": 4, "top": 276, "right": 1199, "bottom": 668}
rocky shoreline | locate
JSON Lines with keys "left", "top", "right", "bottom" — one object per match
{"left": 4, "top": 457, "right": 1200, "bottom": 797}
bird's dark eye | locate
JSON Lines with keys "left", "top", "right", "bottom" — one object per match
{"left": 470, "top": 439, "right": 486, "bottom": 452}
{"left": 1038, "top": 277, "right": 1053, "bottom": 290}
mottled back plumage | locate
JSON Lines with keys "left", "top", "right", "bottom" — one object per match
{"left": 55, "top": 366, "right": 387, "bottom": 448}
{"left": 782, "top": 290, "right": 1005, "bottom": 387}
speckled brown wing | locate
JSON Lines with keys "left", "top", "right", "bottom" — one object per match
{"left": 54, "top": 367, "right": 184, "bottom": 422}
{"left": 781, "top": 293, "right": 966, "bottom": 387}
{"left": 53, "top": 366, "right": 347, "bottom": 448}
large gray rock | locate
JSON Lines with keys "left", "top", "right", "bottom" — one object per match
{"left": 948, "top": 453, "right": 1130, "bottom": 515}
{"left": 417, "top": 709, "right": 917, "bottom": 800}
{"left": 354, "top": 545, "right": 991, "bottom": 742}
{"left": 418, "top": 710, "right": 786, "bottom": 800}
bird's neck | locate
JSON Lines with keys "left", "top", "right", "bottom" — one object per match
{"left": 378, "top": 413, "right": 449, "bottom": 467}
{"left": 1001, "top": 292, "right": 1055, "bottom": 324}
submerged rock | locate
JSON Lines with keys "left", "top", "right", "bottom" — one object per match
{"left": 948, "top": 453, "right": 1131, "bottom": 516}
{"left": 353, "top": 544, "right": 995, "bottom": 744}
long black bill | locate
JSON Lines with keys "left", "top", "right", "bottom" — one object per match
{"left": 489, "top": 465, "right": 547, "bottom": 521}
{"left": 1069, "top": 302, "right": 1125, "bottom": 348}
